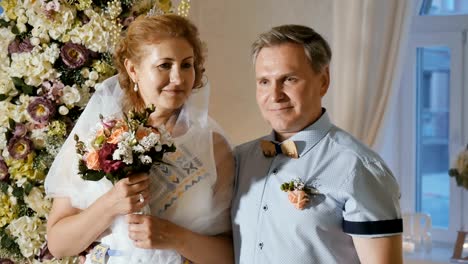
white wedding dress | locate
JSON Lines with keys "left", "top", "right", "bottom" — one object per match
{"left": 45, "top": 76, "right": 233, "bottom": 264}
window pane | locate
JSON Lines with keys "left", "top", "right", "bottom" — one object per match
{"left": 420, "top": 0, "right": 468, "bottom": 16}
{"left": 416, "top": 47, "right": 450, "bottom": 229}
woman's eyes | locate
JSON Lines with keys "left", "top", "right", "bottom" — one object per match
{"left": 182, "top": 62, "right": 193, "bottom": 69}
{"left": 157, "top": 62, "right": 193, "bottom": 70}
{"left": 158, "top": 63, "right": 171, "bottom": 70}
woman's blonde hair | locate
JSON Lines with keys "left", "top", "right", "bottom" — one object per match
{"left": 114, "top": 14, "right": 205, "bottom": 112}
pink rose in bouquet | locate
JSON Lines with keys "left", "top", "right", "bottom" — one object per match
{"left": 75, "top": 106, "right": 176, "bottom": 184}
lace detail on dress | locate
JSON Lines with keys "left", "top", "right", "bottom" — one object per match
{"left": 151, "top": 142, "right": 213, "bottom": 215}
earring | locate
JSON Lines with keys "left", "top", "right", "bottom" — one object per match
{"left": 133, "top": 82, "right": 138, "bottom": 92}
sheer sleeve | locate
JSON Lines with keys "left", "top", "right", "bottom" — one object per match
{"left": 210, "top": 129, "right": 235, "bottom": 233}
{"left": 44, "top": 75, "right": 123, "bottom": 209}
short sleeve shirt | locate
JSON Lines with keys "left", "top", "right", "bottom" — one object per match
{"left": 231, "top": 111, "right": 403, "bottom": 264}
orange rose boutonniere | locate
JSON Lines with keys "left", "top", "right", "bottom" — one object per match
{"left": 280, "top": 178, "right": 320, "bottom": 210}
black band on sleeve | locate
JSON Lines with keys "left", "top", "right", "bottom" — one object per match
{"left": 343, "top": 219, "right": 403, "bottom": 235}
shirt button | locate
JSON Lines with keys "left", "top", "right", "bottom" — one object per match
{"left": 259, "top": 242, "right": 264, "bottom": 249}
{"left": 263, "top": 205, "right": 268, "bottom": 211}
{"left": 272, "top": 168, "right": 278, "bottom": 174}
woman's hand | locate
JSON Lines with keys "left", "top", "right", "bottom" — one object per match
{"left": 104, "top": 173, "right": 151, "bottom": 217}
{"left": 126, "top": 214, "right": 185, "bottom": 250}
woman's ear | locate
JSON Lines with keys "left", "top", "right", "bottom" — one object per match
{"left": 124, "top": 58, "right": 138, "bottom": 82}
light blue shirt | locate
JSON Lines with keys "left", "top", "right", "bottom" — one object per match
{"left": 232, "top": 110, "right": 402, "bottom": 264}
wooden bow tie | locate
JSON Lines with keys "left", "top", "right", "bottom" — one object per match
{"left": 260, "top": 140, "right": 298, "bottom": 159}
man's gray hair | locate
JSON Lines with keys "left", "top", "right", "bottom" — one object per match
{"left": 251, "top": 24, "right": 332, "bottom": 72}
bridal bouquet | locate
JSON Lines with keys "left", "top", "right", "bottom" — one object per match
{"left": 74, "top": 106, "right": 176, "bottom": 184}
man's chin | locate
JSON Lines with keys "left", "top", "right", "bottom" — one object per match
{"left": 269, "top": 122, "right": 297, "bottom": 134}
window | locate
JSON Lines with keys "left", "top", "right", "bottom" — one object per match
{"left": 416, "top": 46, "right": 450, "bottom": 229}
{"left": 399, "top": 1, "right": 468, "bottom": 243}
{"left": 421, "top": 0, "right": 468, "bottom": 16}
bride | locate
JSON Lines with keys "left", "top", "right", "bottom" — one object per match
{"left": 45, "top": 14, "right": 234, "bottom": 264}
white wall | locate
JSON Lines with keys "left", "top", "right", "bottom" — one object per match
{"left": 190, "top": 0, "right": 333, "bottom": 144}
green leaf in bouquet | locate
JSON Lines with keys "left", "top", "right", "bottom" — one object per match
{"left": 82, "top": 170, "right": 106, "bottom": 181}
{"left": 22, "top": 181, "right": 33, "bottom": 195}
{"left": 11, "top": 25, "right": 20, "bottom": 35}
{"left": 0, "top": 19, "right": 9, "bottom": 28}
{"left": 11, "top": 77, "right": 34, "bottom": 95}
{"left": 8, "top": 119, "right": 15, "bottom": 130}
{"left": 0, "top": 228, "right": 22, "bottom": 258}
{"left": 105, "top": 173, "right": 118, "bottom": 185}
{"left": 78, "top": 159, "right": 89, "bottom": 173}
{"left": 75, "top": 135, "right": 87, "bottom": 155}
{"left": 165, "top": 144, "right": 177, "bottom": 153}
{"left": 57, "top": 64, "right": 86, "bottom": 87}
{"left": 0, "top": 182, "right": 9, "bottom": 194}
{"left": 18, "top": 202, "right": 35, "bottom": 217}
{"left": 91, "top": 0, "right": 109, "bottom": 9}
{"left": 11, "top": 186, "right": 24, "bottom": 200}
{"left": 94, "top": 135, "right": 106, "bottom": 147}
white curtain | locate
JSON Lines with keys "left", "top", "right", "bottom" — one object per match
{"left": 326, "top": 0, "right": 415, "bottom": 149}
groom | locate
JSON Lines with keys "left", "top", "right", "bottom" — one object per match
{"left": 231, "top": 25, "right": 403, "bottom": 264}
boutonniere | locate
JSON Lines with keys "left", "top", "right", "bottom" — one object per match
{"left": 280, "top": 178, "right": 320, "bottom": 210}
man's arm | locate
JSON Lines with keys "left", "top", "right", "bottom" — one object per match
{"left": 352, "top": 234, "right": 403, "bottom": 264}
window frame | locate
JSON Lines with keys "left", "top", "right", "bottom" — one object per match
{"left": 400, "top": 2, "right": 468, "bottom": 243}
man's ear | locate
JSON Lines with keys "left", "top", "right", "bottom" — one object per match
{"left": 320, "top": 65, "right": 330, "bottom": 97}
{"left": 124, "top": 58, "right": 138, "bottom": 82}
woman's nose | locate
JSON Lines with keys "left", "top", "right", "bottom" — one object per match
{"left": 169, "top": 68, "right": 183, "bottom": 85}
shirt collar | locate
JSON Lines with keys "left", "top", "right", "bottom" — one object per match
{"left": 266, "top": 108, "right": 333, "bottom": 158}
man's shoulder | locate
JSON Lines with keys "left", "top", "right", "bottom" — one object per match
{"left": 234, "top": 135, "right": 269, "bottom": 157}
{"left": 326, "top": 126, "right": 383, "bottom": 165}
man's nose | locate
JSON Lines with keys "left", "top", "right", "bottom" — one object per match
{"left": 270, "top": 82, "right": 285, "bottom": 102}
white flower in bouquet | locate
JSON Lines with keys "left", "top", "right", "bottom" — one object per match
{"left": 30, "top": 25, "right": 51, "bottom": 44}
{"left": 25, "top": 0, "right": 75, "bottom": 41}
{"left": 24, "top": 187, "right": 52, "bottom": 218}
{"left": 11, "top": 95, "right": 32, "bottom": 123}
{"left": 0, "top": 71, "right": 17, "bottom": 97}
{"left": 60, "top": 85, "right": 81, "bottom": 107}
{"left": 58, "top": 105, "right": 69, "bottom": 115}
{"left": 139, "top": 155, "right": 152, "bottom": 165}
{"left": 77, "top": 85, "right": 91, "bottom": 107}
{"left": 7, "top": 215, "right": 47, "bottom": 258}
{"left": 113, "top": 135, "right": 135, "bottom": 165}
{"left": 30, "top": 127, "right": 48, "bottom": 149}
{"left": 0, "top": 27, "right": 15, "bottom": 70}
{"left": 68, "top": 8, "right": 120, "bottom": 53}
{"left": 0, "top": 192, "right": 18, "bottom": 228}
{"left": 0, "top": 102, "right": 14, "bottom": 127}
{"left": 9, "top": 44, "right": 60, "bottom": 87}
{"left": 140, "top": 132, "right": 161, "bottom": 151}
{"left": 0, "top": 127, "right": 8, "bottom": 149}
